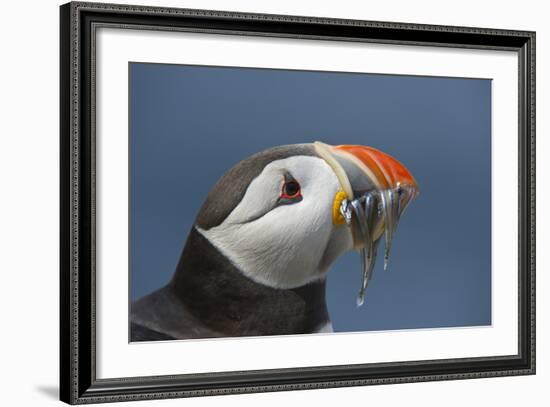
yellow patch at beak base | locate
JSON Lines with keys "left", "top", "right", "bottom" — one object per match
{"left": 332, "top": 190, "right": 348, "bottom": 225}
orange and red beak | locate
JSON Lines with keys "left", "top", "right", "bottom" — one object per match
{"left": 314, "top": 141, "right": 418, "bottom": 199}
{"left": 332, "top": 144, "right": 418, "bottom": 193}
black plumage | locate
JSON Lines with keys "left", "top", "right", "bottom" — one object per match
{"left": 130, "top": 229, "right": 329, "bottom": 341}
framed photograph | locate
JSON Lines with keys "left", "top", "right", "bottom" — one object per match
{"left": 60, "top": 1, "right": 536, "bottom": 404}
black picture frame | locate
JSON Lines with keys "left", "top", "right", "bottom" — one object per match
{"left": 60, "top": 1, "right": 536, "bottom": 404}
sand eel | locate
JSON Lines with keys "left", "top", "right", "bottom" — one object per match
{"left": 130, "top": 142, "right": 418, "bottom": 341}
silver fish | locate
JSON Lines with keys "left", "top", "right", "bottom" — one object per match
{"left": 340, "top": 184, "right": 418, "bottom": 306}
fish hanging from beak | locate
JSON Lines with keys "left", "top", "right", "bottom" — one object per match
{"left": 315, "top": 142, "right": 419, "bottom": 306}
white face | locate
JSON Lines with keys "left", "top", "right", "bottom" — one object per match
{"left": 197, "top": 156, "right": 354, "bottom": 289}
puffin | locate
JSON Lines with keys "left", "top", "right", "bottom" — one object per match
{"left": 130, "top": 142, "right": 418, "bottom": 341}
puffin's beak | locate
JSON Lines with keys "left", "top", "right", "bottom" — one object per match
{"left": 314, "top": 141, "right": 419, "bottom": 253}
{"left": 314, "top": 142, "right": 418, "bottom": 202}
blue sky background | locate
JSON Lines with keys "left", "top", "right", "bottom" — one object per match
{"left": 129, "top": 62, "right": 492, "bottom": 332}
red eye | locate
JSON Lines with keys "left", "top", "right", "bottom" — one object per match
{"left": 281, "top": 180, "right": 301, "bottom": 199}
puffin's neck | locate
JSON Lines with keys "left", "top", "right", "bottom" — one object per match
{"left": 169, "top": 228, "right": 330, "bottom": 337}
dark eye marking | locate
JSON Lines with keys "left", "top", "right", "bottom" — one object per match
{"left": 278, "top": 175, "right": 302, "bottom": 206}
{"left": 282, "top": 180, "right": 300, "bottom": 198}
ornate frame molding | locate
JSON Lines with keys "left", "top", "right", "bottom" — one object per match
{"left": 60, "top": 2, "right": 535, "bottom": 404}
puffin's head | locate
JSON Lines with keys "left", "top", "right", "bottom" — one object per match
{"left": 195, "top": 142, "right": 418, "bottom": 291}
